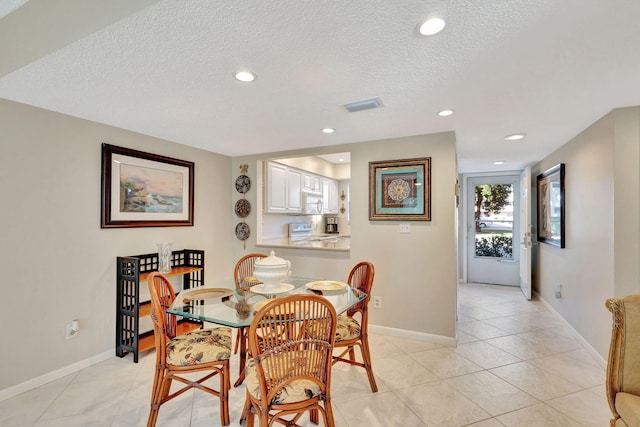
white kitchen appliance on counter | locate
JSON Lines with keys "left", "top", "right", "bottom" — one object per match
{"left": 289, "top": 223, "right": 314, "bottom": 241}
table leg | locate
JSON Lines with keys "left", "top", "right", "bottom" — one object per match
{"left": 234, "top": 327, "right": 247, "bottom": 387}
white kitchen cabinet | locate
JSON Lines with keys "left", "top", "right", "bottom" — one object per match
{"left": 303, "top": 173, "right": 322, "bottom": 194}
{"left": 322, "top": 178, "right": 339, "bottom": 214}
{"left": 266, "top": 162, "right": 302, "bottom": 213}
{"left": 288, "top": 169, "right": 302, "bottom": 211}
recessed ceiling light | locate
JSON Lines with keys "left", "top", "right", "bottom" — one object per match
{"left": 505, "top": 133, "right": 526, "bottom": 141}
{"left": 437, "top": 109, "right": 454, "bottom": 117}
{"left": 321, "top": 128, "right": 335, "bottom": 134}
{"left": 493, "top": 161, "right": 506, "bottom": 165}
{"left": 338, "top": 158, "right": 345, "bottom": 162}
{"left": 234, "top": 71, "right": 256, "bottom": 82}
{"left": 419, "top": 17, "right": 446, "bottom": 36}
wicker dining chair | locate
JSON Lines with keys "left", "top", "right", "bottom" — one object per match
{"left": 147, "top": 272, "right": 232, "bottom": 427}
{"left": 233, "top": 253, "right": 268, "bottom": 354}
{"left": 332, "top": 261, "right": 378, "bottom": 392}
{"left": 243, "top": 294, "right": 338, "bottom": 427}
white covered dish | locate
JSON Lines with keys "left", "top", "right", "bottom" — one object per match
{"left": 252, "top": 250, "right": 291, "bottom": 291}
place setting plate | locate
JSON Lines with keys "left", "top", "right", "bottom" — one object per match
{"left": 305, "top": 280, "right": 348, "bottom": 291}
{"left": 180, "top": 287, "right": 234, "bottom": 302}
{"left": 250, "top": 283, "right": 295, "bottom": 295}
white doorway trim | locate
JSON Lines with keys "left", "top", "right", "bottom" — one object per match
{"left": 460, "top": 170, "right": 525, "bottom": 284}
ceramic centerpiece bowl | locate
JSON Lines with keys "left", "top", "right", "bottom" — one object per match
{"left": 253, "top": 250, "right": 291, "bottom": 291}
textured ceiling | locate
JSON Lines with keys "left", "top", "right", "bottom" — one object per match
{"left": 0, "top": 0, "right": 28, "bottom": 18}
{"left": 1, "top": 0, "right": 639, "bottom": 173}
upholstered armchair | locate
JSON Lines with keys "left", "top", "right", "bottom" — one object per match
{"left": 606, "top": 295, "right": 640, "bottom": 427}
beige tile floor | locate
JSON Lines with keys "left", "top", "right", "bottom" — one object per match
{"left": 0, "top": 282, "right": 612, "bottom": 426}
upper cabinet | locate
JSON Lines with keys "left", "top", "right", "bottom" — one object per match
{"left": 302, "top": 173, "right": 322, "bottom": 194}
{"left": 266, "top": 162, "right": 302, "bottom": 213}
{"left": 265, "top": 159, "right": 342, "bottom": 215}
{"left": 322, "top": 178, "right": 339, "bottom": 214}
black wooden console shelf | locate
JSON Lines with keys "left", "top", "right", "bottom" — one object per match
{"left": 116, "top": 249, "right": 204, "bottom": 362}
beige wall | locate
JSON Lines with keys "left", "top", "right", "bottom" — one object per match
{"left": 613, "top": 107, "right": 640, "bottom": 297}
{"left": 232, "top": 132, "right": 459, "bottom": 339}
{"left": 0, "top": 99, "right": 233, "bottom": 391}
{"left": 0, "top": 99, "right": 459, "bottom": 394}
{"left": 533, "top": 107, "right": 640, "bottom": 358}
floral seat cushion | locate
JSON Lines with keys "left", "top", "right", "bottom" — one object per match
{"left": 166, "top": 327, "right": 232, "bottom": 366}
{"left": 245, "top": 358, "right": 322, "bottom": 404}
{"left": 335, "top": 314, "right": 361, "bottom": 341}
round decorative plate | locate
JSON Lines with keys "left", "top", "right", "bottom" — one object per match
{"left": 235, "top": 175, "right": 251, "bottom": 193}
{"left": 305, "top": 280, "right": 348, "bottom": 291}
{"left": 235, "top": 222, "right": 250, "bottom": 240}
{"left": 235, "top": 198, "right": 251, "bottom": 218}
{"left": 250, "top": 283, "right": 295, "bottom": 295}
{"left": 180, "top": 288, "right": 234, "bottom": 302}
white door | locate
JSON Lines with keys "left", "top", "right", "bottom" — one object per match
{"left": 519, "top": 167, "right": 532, "bottom": 299}
{"left": 467, "top": 175, "right": 521, "bottom": 286}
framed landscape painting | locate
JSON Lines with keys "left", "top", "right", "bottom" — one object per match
{"left": 101, "top": 144, "right": 194, "bottom": 228}
{"left": 537, "top": 163, "right": 565, "bottom": 248}
{"left": 369, "top": 157, "right": 431, "bottom": 221}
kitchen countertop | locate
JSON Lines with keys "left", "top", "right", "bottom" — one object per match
{"left": 258, "top": 235, "right": 350, "bottom": 251}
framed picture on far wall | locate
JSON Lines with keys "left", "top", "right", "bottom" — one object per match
{"left": 537, "top": 163, "right": 565, "bottom": 248}
{"left": 101, "top": 143, "right": 194, "bottom": 228}
{"left": 369, "top": 157, "right": 431, "bottom": 221}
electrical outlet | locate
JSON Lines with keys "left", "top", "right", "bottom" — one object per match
{"left": 66, "top": 320, "right": 79, "bottom": 339}
{"left": 555, "top": 284, "right": 562, "bottom": 299}
{"left": 373, "top": 296, "right": 382, "bottom": 309}
{"left": 399, "top": 223, "right": 411, "bottom": 233}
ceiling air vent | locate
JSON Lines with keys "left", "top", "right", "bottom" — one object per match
{"left": 344, "top": 97, "right": 383, "bottom": 113}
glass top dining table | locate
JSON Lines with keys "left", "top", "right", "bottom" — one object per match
{"left": 168, "top": 276, "right": 366, "bottom": 387}
{"left": 167, "top": 276, "right": 366, "bottom": 328}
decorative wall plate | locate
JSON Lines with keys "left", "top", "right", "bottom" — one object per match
{"left": 235, "top": 198, "right": 251, "bottom": 218}
{"left": 235, "top": 222, "right": 250, "bottom": 240}
{"left": 235, "top": 175, "right": 251, "bottom": 193}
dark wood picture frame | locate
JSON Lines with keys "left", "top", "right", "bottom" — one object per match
{"left": 369, "top": 157, "right": 431, "bottom": 221}
{"left": 101, "top": 143, "right": 194, "bottom": 228}
{"left": 537, "top": 163, "right": 565, "bottom": 248}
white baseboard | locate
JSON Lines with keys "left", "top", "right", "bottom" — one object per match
{"left": 0, "top": 349, "right": 114, "bottom": 402}
{"left": 2, "top": 326, "right": 457, "bottom": 403}
{"left": 534, "top": 291, "right": 607, "bottom": 369}
{"left": 5, "top": 298, "right": 598, "bottom": 403}
{"left": 369, "top": 324, "right": 457, "bottom": 347}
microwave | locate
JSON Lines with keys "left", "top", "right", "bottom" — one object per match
{"left": 303, "top": 193, "right": 324, "bottom": 214}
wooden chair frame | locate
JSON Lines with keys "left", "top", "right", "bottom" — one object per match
{"left": 606, "top": 295, "right": 640, "bottom": 427}
{"left": 147, "top": 272, "right": 231, "bottom": 427}
{"left": 332, "top": 261, "right": 378, "bottom": 392}
{"left": 233, "top": 253, "right": 268, "bottom": 353}
{"left": 244, "top": 294, "right": 337, "bottom": 427}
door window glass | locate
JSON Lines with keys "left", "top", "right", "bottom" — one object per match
{"left": 474, "top": 184, "right": 514, "bottom": 258}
